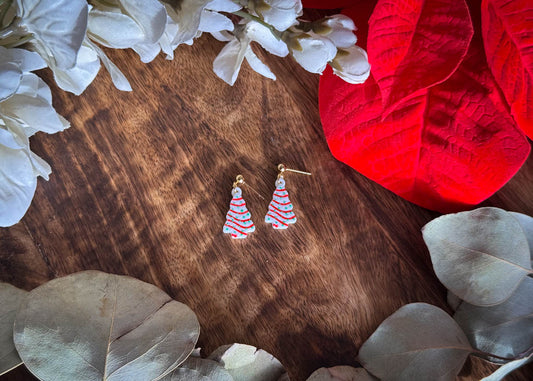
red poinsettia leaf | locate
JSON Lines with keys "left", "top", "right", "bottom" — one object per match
{"left": 482, "top": 0, "right": 533, "bottom": 137}
{"left": 302, "top": 0, "right": 357, "bottom": 9}
{"left": 368, "top": 0, "right": 474, "bottom": 115}
{"left": 319, "top": 38, "right": 530, "bottom": 212}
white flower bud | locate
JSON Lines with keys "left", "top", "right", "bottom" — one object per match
{"left": 316, "top": 14, "right": 357, "bottom": 49}
{"left": 289, "top": 31, "right": 337, "bottom": 74}
{"left": 330, "top": 45, "right": 371, "bottom": 84}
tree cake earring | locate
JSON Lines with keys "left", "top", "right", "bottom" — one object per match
{"left": 265, "top": 164, "right": 311, "bottom": 229}
{"left": 223, "top": 175, "right": 256, "bottom": 239}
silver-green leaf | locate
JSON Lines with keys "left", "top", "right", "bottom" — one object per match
{"left": 209, "top": 343, "right": 287, "bottom": 381}
{"left": 0, "top": 283, "right": 27, "bottom": 376}
{"left": 358, "top": 303, "right": 472, "bottom": 381}
{"left": 178, "top": 357, "right": 234, "bottom": 381}
{"left": 509, "top": 212, "right": 533, "bottom": 264}
{"left": 454, "top": 276, "right": 533, "bottom": 360}
{"left": 159, "top": 367, "right": 210, "bottom": 381}
{"left": 306, "top": 366, "right": 377, "bottom": 380}
{"left": 13, "top": 270, "right": 200, "bottom": 381}
{"left": 422, "top": 207, "right": 532, "bottom": 306}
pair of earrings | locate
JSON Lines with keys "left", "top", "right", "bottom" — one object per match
{"left": 222, "top": 164, "right": 311, "bottom": 239}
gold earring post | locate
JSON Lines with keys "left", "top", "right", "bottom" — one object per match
{"left": 278, "top": 164, "right": 312, "bottom": 176}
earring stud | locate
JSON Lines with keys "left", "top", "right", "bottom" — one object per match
{"left": 223, "top": 175, "right": 256, "bottom": 239}
{"left": 265, "top": 164, "right": 311, "bottom": 229}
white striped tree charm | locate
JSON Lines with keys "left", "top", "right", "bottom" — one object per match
{"left": 265, "top": 177, "right": 297, "bottom": 229}
{"left": 223, "top": 186, "right": 255, "bottom": 239}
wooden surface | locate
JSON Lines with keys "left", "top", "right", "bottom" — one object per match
{"left": 1, "top": 35, "right": 532, "bottom": 380}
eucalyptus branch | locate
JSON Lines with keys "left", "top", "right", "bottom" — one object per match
{"left": 232, "top": 10, "right": 281, "bottom": 40}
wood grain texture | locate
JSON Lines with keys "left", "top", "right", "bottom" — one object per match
{"left": 1, "top": 36, "right": 532, "bottom": 380}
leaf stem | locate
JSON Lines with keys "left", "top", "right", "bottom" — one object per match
{"left": 471, "top": 347, "right": 533, "bottom": 363}
{"left": 232, "top": 10, "right": 281, "bottom": 40}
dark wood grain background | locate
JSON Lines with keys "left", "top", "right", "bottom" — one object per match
{"left": 1, "top": 34, "right": 532, "bottom": 380}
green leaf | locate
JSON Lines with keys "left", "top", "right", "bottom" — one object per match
{"left": 209, "top": 343, "right": 287, "bottom": 381}
{"left": 306, "top": 366, "right": 377, "bottom": 380}
{"left": 0, "top": 283, "right": 27, "bottom": 376}
{"left": 13, "top": 270, "right": 200, "bottom": 381}
{"left": 481, "top": 352, "right": 533, "bottom": 381}
{"left": 422, "top": 207, "right": 532, "bottom": 306}
{"left": 358, "top": 303, "right": 472, "bottom": 381}
{"left": 454, "top": 276, "right": 533, "bottom": 360}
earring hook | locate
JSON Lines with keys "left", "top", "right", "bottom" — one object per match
{"left": 233, "top": 175, "right": 265, "bottom": 200}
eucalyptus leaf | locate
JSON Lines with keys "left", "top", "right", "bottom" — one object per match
{"left": 159, "top": 367, "right": 210, "bottom": 381}
{"left": 0, "top": 283, "right": 27, "bottom": 376}
{"left": 209, "top": 343, "right": 287, "bottom": 381}
{"left": 480, "top": 352, "right": 533, "bottom": 381}
{"left": 447, "top": 291, "right": 462, "bottom": 312}
{"left": 454, "top": 276, "right": 533, "bottom": 360}
{"left": 306, "top": 366, "right": 377, "bottom": 380}
{"left": 13, "top": 270, "right": 200, "bottom": 381}
{"left": 422, "top": 207, "right": 532, "bottom": 306}
{"left": 358, "top": 303, "right": 472, "bottom": 381}
{"left": 178, "top": 357, "right": 233, "bottom": 381}
{"left": 509, "top": 212, "right": 533, "bottom": 263}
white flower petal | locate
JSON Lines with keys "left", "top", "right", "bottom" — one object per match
{"left": 245, "top": 48, "right": 276, "bottom": 80}
{"left": 321, "top": 15, "right": 356, "bottom": 49}
{"left": 20, "top": 0, "right": 88, "bottom": 69}
{"left": 213, "top": 37, "right": 248, "bottom": 85}
{"left": 206, "top": 0, "right": 241, "bottom": 12}
{"left": 52, "top": 43, "right": 101, "bottom": 95}
{"left": 0, "top": 146, "right": 38, "bottom": 227}
{"left": 160, "top": 15, "right": 180, "bottom": 59}
{"left": 29, "top": 150, "right": 51, "bottom": 180}
{"left": 291, "top": 32, "right": 337, "bottom": 73}
{"left": 132, "top": 42, "right": 161, "bottom": 63}
{"left": 88, "top": 9, "right": 145, "bottom": 49}
{"left": 260, "top": 0, "right": 302, "bottom": 32}
{"left": 118, "top": 0, "right": 166, "bottom": 44}
{"left": 1, "top": 74, "right": 69, "bottom": 135}
{"left": 198, "top": 10, "right": 234, "bottom": 33}
{"left": 331, "top": 45, "right": 370, "bottom": 84}
{"left": 0, "top": 63, "right": 22, "bottom": 102}
{"left": 210, "top": 30, "right": 232, "bottom": 42}
{"left": 163, "top": 0, "right": 209, "bottom": 46}
{"left": 0, "top": 47, "right": 46, "bottom": 72}
{"left": 245, "top": 21, "right": 288, "bottom": 57}
{"left": 87, "top": 40, "right": 132, "bottom": 91}
{"left": 0, "top": 127, "right": 24, "bottom": 150}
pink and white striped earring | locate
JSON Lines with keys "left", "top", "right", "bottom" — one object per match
{"left": 223, "top": 175, "right": 257, "bottom": 239}
{"left": 265, "top": 164, "right": 311, "bottom": 229}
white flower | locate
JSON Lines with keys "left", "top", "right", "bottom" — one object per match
{"left": 0, "top": 47, "right": 69, "bottom": 227}
{"left": 315, "top": 14, "right": 357, "bottom": 49}
{"left": 213, "top": 22, "right": 281, "bottom": 85}
{"left": 289, "top": 31, "right": 337, "bottom": 73}
{"left": 88, "top": 0, "right": 167, "bottom": 63}
{"left": 330, "top": 45, "right": 371, "bottom": 84}
{"left": 249, "top": 0, "right": 302, "bottom": 31}
{"left": 17, "top": 0, "right": 88, "bottom": 70}
{"left": 160, "top": 0, "right": 241, "bottom": 58}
